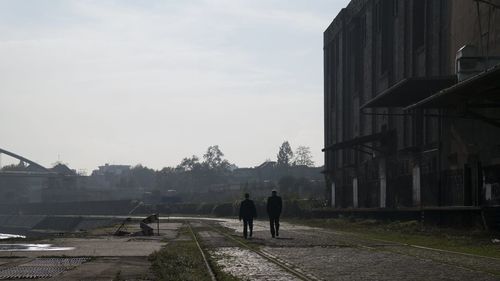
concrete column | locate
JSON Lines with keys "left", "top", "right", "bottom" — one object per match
{"left": 379, "top": 160, "right": 386, "bottom": 208}
{"left": 485, "top": 184, "right": 492, "bottom": 202}
{"left": 484, "top": 171, "right": 492, "bottom": 202}
{"left": 331, "top": 182, "right": 336, "bottom": 208}
{"left": 412, "top": 165, "right": 421, "bottom": 206}
{"left": 353, "top": 177, "right": 359, "bottom": 208}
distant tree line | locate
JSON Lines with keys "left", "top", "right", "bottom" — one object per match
{"left": 277, "top": 141, "right": 315, "bottom": 167}
{"left": 1, "top": 142, "right": 322, "bottom": 203}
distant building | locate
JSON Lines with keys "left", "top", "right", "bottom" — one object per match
{"left": 92, "top": 164, "right": 131, "bottom": 176}
{"left": 324, "top": 0, "right": 500, "bottom": 208}
{"left": 50, "top": 163, "right": 77, "bottom": 176}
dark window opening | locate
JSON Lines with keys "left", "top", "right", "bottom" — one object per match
{"left": 394, "top": 0, "right": 399, "bottom": 17}
{"left": 380, "top": 0, "right": 395, "bottom": 74}
{"left": 375, "top": 3, "right": 382, "bottom": 33}
{"left": 413, "top": 0, "right": 426, "bottom": 49}
{"left": 350, "top": 21, "right": 363, "bottom": 93}
{"left": 334, "top": 37, "right": 340, "bottom": 68}
{"left": 360, "top": 15, "right": 366, "bottom": 47}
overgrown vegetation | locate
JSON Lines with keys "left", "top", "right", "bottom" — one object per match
{"left": 149, "top": 240, "right": 211, "bottom": 281}
{"left": 293, "top": 218, "right": 500, "bottom": 258}
{"left": 149, "top": 225, "right": 240, "bottom": 281}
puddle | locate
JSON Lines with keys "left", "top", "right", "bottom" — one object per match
{"left": 0, "top": 233, "right": 25, "bottom": 240}
{"left": 210, "top": 247, "right": 301, "bottom": 281}
{"left": 0, "top": 244, "right": 74, "bottom": 252}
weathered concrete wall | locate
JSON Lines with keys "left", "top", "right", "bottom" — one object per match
{"left": 324, "top": 0, "right": 452, "bottom": 208}
{"left": 0, "top": 215, "right": 120, "bottom": 236}
{"left": 0, "top": 200, "right": 152, "bottom": 216}
{"left": 450, "top": 0, "right": 500, "bottom": 71}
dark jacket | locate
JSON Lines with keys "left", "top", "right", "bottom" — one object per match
{"left": 266, "top": 195, "right": 282, "bottom": 217}
{"left": 239, "top": 199, "right": 257, "bottom": 220}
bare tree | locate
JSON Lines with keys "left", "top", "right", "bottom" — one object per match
{"left": 293, "top": 146, "right": 314, "bottom": 167}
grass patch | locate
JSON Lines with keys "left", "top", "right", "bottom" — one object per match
{"left": 149, "top": 225, "right": 241, "bottom": 281}
{"left": 291, "top": 218, "right": 500, "bottom": 258}
{"left": 149, "top": 239, "right": 211, "bottom": 281}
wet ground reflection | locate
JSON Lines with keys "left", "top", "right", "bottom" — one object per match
{"left": 0, "top": 244, "right": 74, "bottom": 252}
{"left": 0, "top": 233, "right": 25, "bottom": 240}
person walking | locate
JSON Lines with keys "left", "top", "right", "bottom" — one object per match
{"left": 239, "top": 193, "right": 257, "bottom": 239}
{"left": 266, "top": 190, "right": 282, "bottom": 238}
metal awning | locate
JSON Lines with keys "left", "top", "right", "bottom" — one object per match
{"left": 405, "top": 65, "right": 500, "bottom": 110}
{"left": 360, "top": 76, "right": 457, "bottom": 109}
{"left": 322, "top": 131, "right": 395, "bottom": 152}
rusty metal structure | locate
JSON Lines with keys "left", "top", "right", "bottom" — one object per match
{"left": 114, "top": 214, "right": 160, "bottom": 236}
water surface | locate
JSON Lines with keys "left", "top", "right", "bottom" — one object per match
{"left": 0, "top": 233, "right": 25, "bottom": 240}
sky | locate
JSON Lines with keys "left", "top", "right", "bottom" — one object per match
{"left": 0, "top": 0, "right": 348, "bottom": 173}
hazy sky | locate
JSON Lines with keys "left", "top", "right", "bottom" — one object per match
{"left": 0, "top": 0, "right": 348, "bottom": 173}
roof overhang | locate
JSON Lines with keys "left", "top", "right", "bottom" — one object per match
{"left": 405, "top": 65, "right": 500, "bottom": 110}
{"left": 322, "top": 131, "right": 395, "bottom": 152}
{"left": 361, "top": 76, "right": 457, "bottom": 109}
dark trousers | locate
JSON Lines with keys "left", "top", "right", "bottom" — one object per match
{"left": 243, "top": 218, "right": 253, "bottom": 238}
{"left": 269, "top": 216, "right": 280, "bottom": 237}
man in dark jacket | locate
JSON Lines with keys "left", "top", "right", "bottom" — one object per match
{"left": 266, "top": 190, "right": 282, "bottom": 238}
{"left": 239, "top": 193, "right": 257, "bottom": 239}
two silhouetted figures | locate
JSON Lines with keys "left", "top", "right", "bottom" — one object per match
{"left": 239, "top": 193, "right": 257, "bottom": 239}
{"left": 239, "top": 190, "right": 283, "bottom": 239}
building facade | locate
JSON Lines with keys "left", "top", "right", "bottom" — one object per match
{"left": 324, "top": 0, "right": 500, "bottom": 209}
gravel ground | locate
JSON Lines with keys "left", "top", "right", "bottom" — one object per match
{"left": 205, "top": 218, "right": 500, "bottom": 281}
{"left": 266, "top": 246, "right": 498, "bottom": 281}
{"left": 211, "top": 247, "right": 301, "bottom": 281}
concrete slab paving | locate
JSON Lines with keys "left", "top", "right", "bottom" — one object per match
{"left": 0, "top": 221, "right": 183, "bottom": 280}
{"left": 47, "top": 257, "right": 153, "bottom": 281}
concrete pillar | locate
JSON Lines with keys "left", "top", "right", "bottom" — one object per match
{"left": 353, "top": 177, "right": 359, "bottom": 208}
{"left": 379, "top": 160, "right": 386, "bottom": 208}
{"left": 485, "top": 184, "right": 492, "bottom": 202}
{"left": 412, "top": 165, "right": 421, "bottom": 206}
{"left": 484, "top": 172, "right": 492, "bottom": 202}
{"left": 331, "top": 182, "right": 336, "bottom": 208}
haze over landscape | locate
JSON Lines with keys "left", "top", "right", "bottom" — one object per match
{"left": 0, "top": 0, "right": 349, "bottom": 172}
{"left": 1, "top": 1, "right": 500, "bottom": 280}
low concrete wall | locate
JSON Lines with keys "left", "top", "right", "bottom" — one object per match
{"left": 0, "top": 200, "right": 153, "bottom": 216}
{"left": 311, "top": 206, "right": 500, "bottom": 230}
{"left": 0, "top": 215, "right": 120, "bottom": 237}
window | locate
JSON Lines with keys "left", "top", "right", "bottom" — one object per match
{"left": 380, "top": 0, "right": 395, "bottom": 74}
{"left": 413, "top": 0, "right": 426, "bottom": 49}
{"left": 360, "top": 16, "right": 366, "bottom": 47}
{"left": 334, "top": 37, "right": 340, "bottom": 68}
{"left": 393, "top": 0, "right": 399, "bottom": 17}
{"left": 375, "top": 3, "right": 382, "bottom": 33}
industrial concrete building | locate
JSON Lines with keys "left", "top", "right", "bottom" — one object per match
{"left": 323, "top": 0, "right": 500, "bottom": 209}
